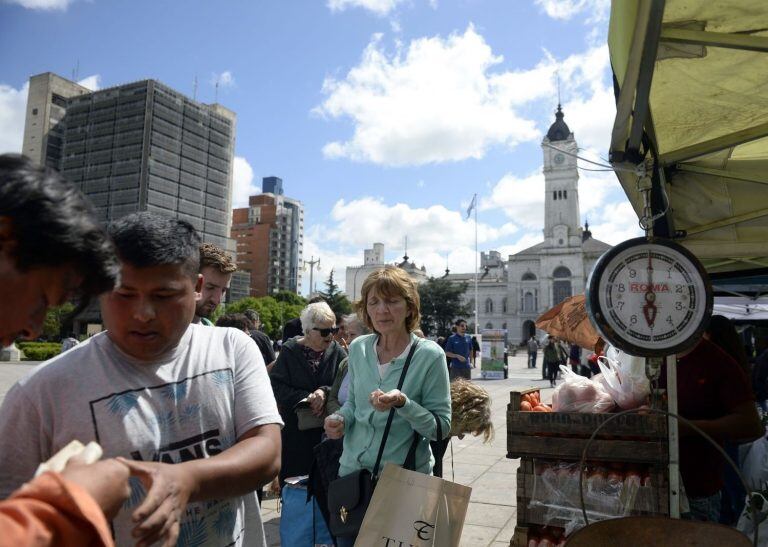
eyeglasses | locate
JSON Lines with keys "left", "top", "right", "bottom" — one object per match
{"left": 312, "top": 327, "right": 340, "bottom": 337}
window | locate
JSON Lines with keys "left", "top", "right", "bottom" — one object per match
{"left": 553, "top": 266, "right": 571, "bottom": 278}
{"left": 502, "top": 322, "right": 507, "bottom": 330}
{"left": 485, "top": 298, "right": 493, "bottom": 314}
{"left": 553, "top": 191, "right": 557, "bottom": 200}
{"left": 563, "top": 190, "right": 568, "bottom": 199}
{"left": 485, "top": 322, "right": 493, "bottom": 329}
{"left": 523, "top": 292, "right": 534, "bottom": 313}
{"left": 552, "top": 267, "right": 572, "bottom": 305}
{"left": 522, "top": 272, "right": 536, "bottom": 281}
{"left": 502, "top": 297, "right": 508, "bottom": 313}
{"left": 32, "top": 108, "right": 38, "bottom": 115}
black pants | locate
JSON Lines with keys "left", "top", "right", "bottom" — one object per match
{"left": 430, "top": 438, "right": 450, "bottom": 478}
{"left": 546, "top": 361, "right": 558, "bottom": 384}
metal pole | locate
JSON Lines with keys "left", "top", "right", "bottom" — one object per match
{"left": 667, "top": 353, "right": 680, "bottom": 518}
{"left": 474, "top": 193, "right": 479, "bottom": 335}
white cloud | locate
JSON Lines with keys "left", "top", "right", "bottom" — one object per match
{"left": 5, "top": 0, "right": 72, "bottom": 10}
{"left": 315, "top": 25, "right": 542, "bottom": 166}
{"left": 327, "top": 0, "right": 406, "bottom": 16}
{"left": 315, "top": 26, "right": 615, "bottom": 167}
{"left": 589, "top": 201, "right": 644, "bottom": 245}
{"left": 77, "top": 74, "right": 101, "bottom": 91}
{"left": 534, "top": 0, "right": 610, "bottom": 23}
{"left": 211, "top": 71, "right": 235, "bottom": 89}
{"left": 0, "top": 82, "right": 28, "bottom": 154}
{"left": 231, "top": 156, "right": 259, "bottom": 208}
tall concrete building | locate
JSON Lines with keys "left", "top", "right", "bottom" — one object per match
{"left": 22, "top": 73, "right": 91, "bottom": 169}
{"left": 22, "top": 72, "right": 237, "bottom": 251}
{"left": 231, "top": 178, "right": 304, "bottom": 297}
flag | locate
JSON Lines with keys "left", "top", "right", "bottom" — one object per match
{"left": 466, "top": 194, "right": 477, "bottom": 219}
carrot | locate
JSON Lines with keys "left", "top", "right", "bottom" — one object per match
{"left": 520, "top": 401, "right": 533, "bottom": 411}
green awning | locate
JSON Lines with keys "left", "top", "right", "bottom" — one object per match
{"left": 608, "top": 0, "right": 768, "bottom": 274}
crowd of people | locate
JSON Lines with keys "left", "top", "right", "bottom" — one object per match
{"left": 0, "top": 154, "right": 495, "bottom": 547}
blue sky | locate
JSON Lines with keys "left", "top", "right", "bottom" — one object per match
{"left": 0, "top": 0, "right": 641, "bottom": 294}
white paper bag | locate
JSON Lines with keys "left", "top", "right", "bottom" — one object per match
{"left": 355, "top": 463, "right": 471, "bottom": 547}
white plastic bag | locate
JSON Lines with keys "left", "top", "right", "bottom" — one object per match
{"left": 742, "top": 436, "right": 768, "bottom": 491}
{"left": 552, "top": 366, "right": 615, "bottom": 413}
{"left": 597, "top": 348, "right": 650, "bottom": 410}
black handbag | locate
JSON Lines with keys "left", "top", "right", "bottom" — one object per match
{"left": 327, "top": 340, "right": 420, "bottom": 538}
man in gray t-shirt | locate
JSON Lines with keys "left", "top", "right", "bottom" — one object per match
{"left": 0, "top": 213, "right": 283, "bottom": 547}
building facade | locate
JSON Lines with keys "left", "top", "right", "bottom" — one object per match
{"left": 231, "top": 178, "right": 304, "bottom": 297}
{"left": 22, "top": 72, "right": 238, "bottom": 252}
{"left": 22, "top": 73, "right": 91, "bottom": 169}
{"left": 450, "top": 107, "right": 611, "bottom": 344}
{"left": 344, "top": 243, "right": 427, "bottom": 302}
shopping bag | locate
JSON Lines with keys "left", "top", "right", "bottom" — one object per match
{"left": 354, "top": 463, "right": 471, "bottom": 547}
{"left": 279, "top": 484, "right": 334, "bottom": 546}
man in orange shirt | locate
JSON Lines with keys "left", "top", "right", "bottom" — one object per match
{"left": 0, "top": 154, "right": 130, "bottom": 546}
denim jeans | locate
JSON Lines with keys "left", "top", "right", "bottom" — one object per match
{"left": 685, "top": 491, "right": 722, "bottom": 522}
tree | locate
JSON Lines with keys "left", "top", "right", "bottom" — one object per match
{"left": 42, "top": 302, "right": 75, "bottom": 340}
{"left": 319, "top": 269, "right": 353, "bottom": 317}
{"left": 224, "top": 296, "right": 304, "bottom": 340}
{"left": 273, "top": 290, "right": 307, "bottom": 307}
{"left": 418, "top": 277, "right": 470, "bottom": 337}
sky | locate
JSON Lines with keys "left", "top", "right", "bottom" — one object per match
{"left": 0, "top": 0, "right": 642, "bottom": 295}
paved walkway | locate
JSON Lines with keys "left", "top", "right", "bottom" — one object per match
{"left": 0, "top": 352, "right": 554, "bottom": 546}
{"left": 260, "top": 351, "right": 554, "bottom": 546}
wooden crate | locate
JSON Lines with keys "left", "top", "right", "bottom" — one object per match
{"left": 509, "top": 525, "right": 528, "bottom": 547}
{"left": 507, "top": 390, "right": 668, "bottom": 463}
{"left": 515, "top": 458, "right": 669, "bottom": 529}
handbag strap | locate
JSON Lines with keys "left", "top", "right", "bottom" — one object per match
{"left": 372, "top": 339, "right": 419, "bottom": 478}
{"left": 403, "top": 410, "right": 442, "bottom": 471}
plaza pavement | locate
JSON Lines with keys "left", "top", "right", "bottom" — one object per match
{"left": 0, "top": 351, "right": 552, "bottom": 546}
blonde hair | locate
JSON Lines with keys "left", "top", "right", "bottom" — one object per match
{"left": 199, "top": 243, "right": 237, "bottom": 273}
{"left": 355, "top": 266, "right": 421, "bottom": 334}
{"left": 450, "top": 379, "right": 494, "bottom": 443}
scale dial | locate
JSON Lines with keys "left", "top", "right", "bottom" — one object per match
{"left": 587, "top": 237, "right": 713, "bottom": 357}
{"left": 554, "top": 153, "right": 565, "bottom": 165}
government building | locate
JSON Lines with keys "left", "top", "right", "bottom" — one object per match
{"left": 446, "top": 106, "right": 611, "bottom": 344}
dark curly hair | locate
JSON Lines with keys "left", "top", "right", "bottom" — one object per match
{"left": 0, "top": 154, "right": 119, "bottom": 304}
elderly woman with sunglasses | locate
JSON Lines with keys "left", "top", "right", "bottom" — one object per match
{"left": 271, "top": 301, "right": 347, "bottom": 486}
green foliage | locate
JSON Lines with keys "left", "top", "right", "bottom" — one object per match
{"left": 418, "top": 277, "right": 470, "bottom": 337}
{"left": 42, "top": 302, "right": 76, "bottom": 340}
{"left": 224, "top": 296, "right": 304, "bottom": 339}
{"left": 273, "top": 291, "right": 307, "bottom": 307}
{"left": 319, "top": 269, "right": 353, "bottom": 316}
{"left": 16, "top": 341, "right": 62, "bottom": 361}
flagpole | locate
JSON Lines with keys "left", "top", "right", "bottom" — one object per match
{"left": 473, "top": 193, "right": 479, "bottom": 336}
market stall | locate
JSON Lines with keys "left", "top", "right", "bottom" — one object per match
{"left": 508, "top": 1, "right": 768, "bottom": 544}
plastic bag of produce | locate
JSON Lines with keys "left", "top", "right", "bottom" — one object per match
{"left": 596, "top": 348, "right": 650, "bottom": 410}
{"left": 552, "top": 366, "right": 615, "bottom": 413}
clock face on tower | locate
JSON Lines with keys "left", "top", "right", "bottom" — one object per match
{"left": 586, "top": 237, "right": 713, "bottom": 357}
{"left": 554, "top": 153, "right": 565, "bottom": 165}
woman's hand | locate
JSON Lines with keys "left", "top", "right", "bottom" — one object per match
{"left": 324, "top": 414, "right": 345, "bottom": 439}
{"left": 307, "top": 389, "right": 326, "bottom": 416}
{"left": 369, "top": 389, "right": 407, "bottom": 412}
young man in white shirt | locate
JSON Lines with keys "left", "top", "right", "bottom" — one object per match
{"left": 0, "top": 212, "right": 283, "bottom": 547}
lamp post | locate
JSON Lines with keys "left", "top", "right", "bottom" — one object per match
{"left": 304, "top": 256, "right": 321, "bottom": 296}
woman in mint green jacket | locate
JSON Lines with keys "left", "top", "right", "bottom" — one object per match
{"left": 324, "top": 266, "right": 451, "bottom": 545}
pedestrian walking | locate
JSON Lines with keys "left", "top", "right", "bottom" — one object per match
{"left": 527, "top": 335, "right": 538, "bottom": 369}
{"left": 445, "top": 319, "right": 473, "bottom": 381}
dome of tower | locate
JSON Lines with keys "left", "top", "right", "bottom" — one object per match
{"left": 546, "top": 104, "right": 572, "bottom": 142}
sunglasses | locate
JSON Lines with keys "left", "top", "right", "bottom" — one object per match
{"left": 312, "top": 327, "right": 340, "bottom": 337}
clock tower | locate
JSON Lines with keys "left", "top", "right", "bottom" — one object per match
{"left": 542, "top": 105, "right": 582, "bottom": 248}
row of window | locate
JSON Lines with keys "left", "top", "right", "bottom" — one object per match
{"left": 553, "top": 190, "right": 568, "bottom": 200}
{"left": 521, "top": 266, "right": 571, "bottom": 281}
